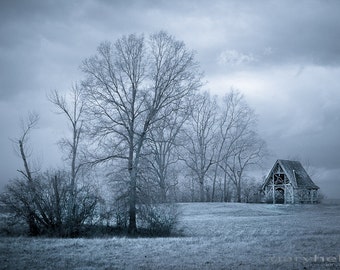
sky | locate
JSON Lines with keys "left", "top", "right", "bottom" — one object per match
{"left": 0, "top": 0, "right": 339, "bottom": 198}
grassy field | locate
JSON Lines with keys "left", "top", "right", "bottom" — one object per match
{"left": 1, "top": 202, "right": 340, "bottom": 269}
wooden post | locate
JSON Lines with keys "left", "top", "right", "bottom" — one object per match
{"left": 292, "top": 170, "right": 296, "bottom": 204}
{"left": 311, "top": 190, "right": 314, "bottom": 203}
{"left": 272, "top": 176, "right": 275, "bottom": 204}
{"left": 290, "top": 186, "right": 294, "bottom": 204}
{"left": 284, "top": 174, "right": 286, "bottom": 204}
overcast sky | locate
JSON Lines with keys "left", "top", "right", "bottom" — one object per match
{"left": 1, "top": 0, "right": 339, "bottom": 198}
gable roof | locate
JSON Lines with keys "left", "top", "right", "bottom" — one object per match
{"left": 263, "top": 159, "right": 319, "bottom": 189}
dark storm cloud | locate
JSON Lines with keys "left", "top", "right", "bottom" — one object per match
{"left": 212, "top": 0, "right": 340, "bottom": 71}
{"left": 0, "top": 1, "right": 81, "bottom": 52}
{"left": 0, "top": 0, "right": 76, "bottom": 100}
{"left": 259, "top": 1, "right": 340, "bottom": 66}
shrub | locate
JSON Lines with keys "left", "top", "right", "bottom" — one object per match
{"left": 138, "top": 203, "right": 179, "bottom": 237}
{"left": 0, "top": 213, "right": 27, "bottom": 236}
{"left": 0, "top": 170, "right": 100, "bottom": 237}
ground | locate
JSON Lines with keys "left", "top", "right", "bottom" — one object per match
{"left": 1, "top": 202, "right": 340, "bottom": 269}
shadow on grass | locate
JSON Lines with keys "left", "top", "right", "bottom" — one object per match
{"left": 0, "top": 222, "right": 185, "bottom": 239}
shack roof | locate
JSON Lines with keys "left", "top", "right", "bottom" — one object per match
{"left": 263, "top": 159, "right": 319, "bottom": 189}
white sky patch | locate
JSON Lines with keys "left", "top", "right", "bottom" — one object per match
{"left": 263, "top": 47, "right": 273, "bottom": 56}
{"left": 218, "top": 49, "right": 257, "bottom": 66}
{"left": 160, "top": 14, "right": 227, "bottom": 52}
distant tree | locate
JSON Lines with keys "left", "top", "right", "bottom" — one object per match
{"left": 222, "top": 128, "right": 266, "bottom": 203}
{"left": 213, "top": 91, "right": 267, "bottom": 202}
{"left": 211, "top": 90, "right": 249, "bottom": 201}
{"left": 144, "top": 98, "right": 191, "bottom": 203}
{"left": 81, "top": 31, "right": 201, "bottom": 233}
{"left": 181, "top": 92, "right": 218, "bottom": 202}
{"left": 242, "top": 177, "right": 262, "bottom": 203}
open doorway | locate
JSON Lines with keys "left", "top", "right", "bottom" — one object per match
{"left": 275, "top": 188, "right": 284, "bottom": 204}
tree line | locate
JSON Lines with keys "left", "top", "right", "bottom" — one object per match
{"left": 0, "top": 31, "right": 266, "bottom": 237}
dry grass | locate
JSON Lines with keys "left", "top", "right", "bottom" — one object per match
{"left": 1, "top": 202, "right": 340, "bottom": 269}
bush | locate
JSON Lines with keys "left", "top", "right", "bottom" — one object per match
{"left": 0, "top": 170, "right": 100, "bottom": 237}
{"left": 138, "top": 203, "right": 179, "bottom": 237}
{"left": 0, "top": 213, "right": 27, "bottom": 236}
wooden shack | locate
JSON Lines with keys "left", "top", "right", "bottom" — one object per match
{"left": 261, "top": 159, "right": 319, "bottom": 204}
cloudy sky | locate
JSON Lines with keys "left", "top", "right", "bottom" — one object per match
{"left": 1, "top": 0, "right": 339, "bottom": 198}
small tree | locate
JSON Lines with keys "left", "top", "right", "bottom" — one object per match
{"left": 12, "top": 112, "right": 40, "bottom": 235}
{"left": 49, "top": 85, "right": 89, "bottom": 236}
{"left": 0, "top": 110, "right": 100, "bottom": 237}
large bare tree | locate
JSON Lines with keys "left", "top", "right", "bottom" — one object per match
{"left": 81, "top": 32, "right": 201, "bottom": 233}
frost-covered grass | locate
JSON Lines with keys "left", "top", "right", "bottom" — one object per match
{"left": 1, "top": 202, "right": 340, "bottom": 269}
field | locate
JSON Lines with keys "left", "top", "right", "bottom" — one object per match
{"left": 1, "top": 202, "right": 340, "bottom": 269}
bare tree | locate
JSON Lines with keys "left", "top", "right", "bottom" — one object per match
{"left": 204, "top": 91, "right": 267, "bottom": 203}
{"left": 182, "top": 92, "right": 217, "bottom": 202}
{"left": 3, "top": 113, "right": 65, "bottom": 235}
{"left": 211, "top": 90, "right": 250, "bottom": 201}
{"left": 49, "top": 85, "right": 84, "bottom": 192}
{"left": 222, "top": 130, "right": 266, "bottom": 202}
{"left": 49, "top": 85, "right": 100, "bottom": 236}
{"left": 81, "top": 31, "right": 201, "bottom": 233}
{"left": 14, "top": 112, "right": 40, "bottom": 235}
{"left": 145, "top": 99, "right": 191, "bottom": 202}
{"left": 1, "top": 109, "right": 99, "bottom": 236}
{"left": 15, "top": 112, "right": 39, "bottom": 183}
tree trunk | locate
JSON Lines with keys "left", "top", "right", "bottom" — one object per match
{"left": 128, "top": 196, "right": 137, "bottom": 235}
{"left": 127, "top": 130, "right": 146, "bottom": 235}
{"left": 199, "top": 178, "right": 205, "bottom": 202}
{"left": 28, "top": 212, "right": 39, "bottom": 236}
{"left": 127, "top": 146, "right": 137, "bottom": 234}
{"left": 159, "top": 180, "right": 167, "bottom": 203}
{"left": 223, "top": 171, "right": 228, "bottom": 202}
{"left": 237, "top": 184, "right": 242, "bottom": 203}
